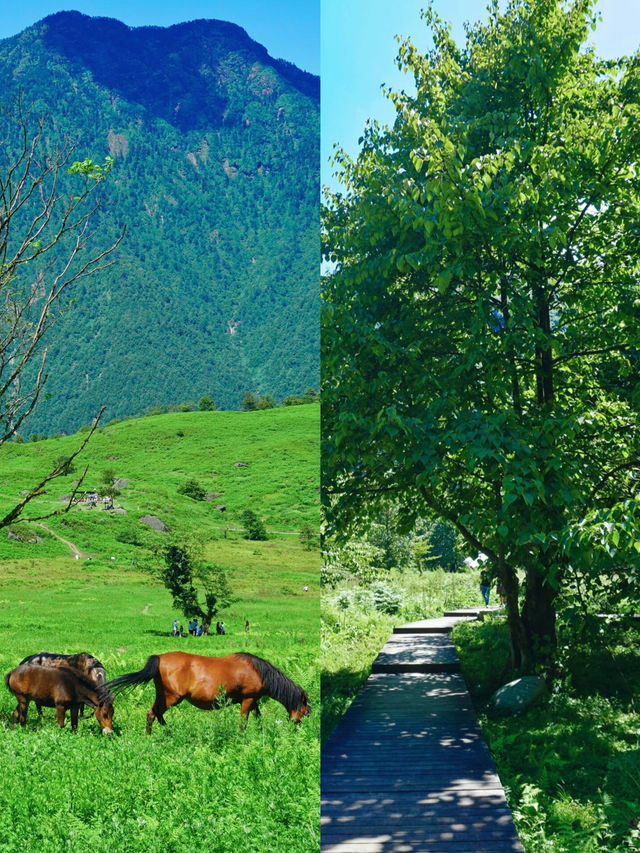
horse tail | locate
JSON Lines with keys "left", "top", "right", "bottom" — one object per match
{"left": 105, "top": 655, "right": 160, "bottom": 695}
{"left": 4, "top": 669, "right": 13, "bottom": 691}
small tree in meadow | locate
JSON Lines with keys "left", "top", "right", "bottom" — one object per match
{"left": 241, "top": 509, "right": 268, "bottom": 541}
{"left": 53, "top": 455, "right": 77, "bottom": 476}
{"left": 255, "top": 394, "right": 276, "bottom": 410}
{"left": 177, "top": 479, "right": 206, "bottom": 501}
{"left": 241, "top": 392, "right": 257, "bottom": 411}
{"left": 299, "top": 522, "right": 317, "bottom": 551}
{"left": 198, "top": 395, "right": 216, "bottom": 411}
{"left": 161, "top": 543, "right": 234, "bottom": 633}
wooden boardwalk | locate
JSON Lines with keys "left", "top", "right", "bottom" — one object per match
{"left": 321, "top": 609, "right": 523, "bottom": 852}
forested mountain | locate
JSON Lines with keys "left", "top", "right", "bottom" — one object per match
{"left": 0, "top": 12, "right": 319, "bottom": 435}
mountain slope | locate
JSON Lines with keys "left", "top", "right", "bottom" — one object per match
{"left": 0, "top": 12, "right": 319, "bottom": 435}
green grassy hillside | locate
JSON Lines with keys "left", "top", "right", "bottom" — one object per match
{"left": 0, "top": 405, "right": 319, "bottom": 850}
{"left": 0, "top": 404, "right": 319, "bottom": 561}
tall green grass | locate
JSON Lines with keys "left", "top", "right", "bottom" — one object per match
{"left": 0, "top": 407, "right": 320, "bottom": 851}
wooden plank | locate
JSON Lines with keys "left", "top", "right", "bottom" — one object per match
{"left": 443, "top": 606, "right": 501, "bottom": 617}
{"left": 372, "top": 633, "right": 460, "bottom": 673}
{"left": 322, "top": 672, "right": 522, "bottom": 851}
{"left": 394, "top": 616, "right": 475, "bottom": 634}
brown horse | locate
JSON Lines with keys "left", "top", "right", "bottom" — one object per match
{"left": 19, "top": 651, "right": 106, "bottom": 716}
{"left": 105, "top": 651, "right": 310, "bottom": 734}
{"left": 5, "top": 664, "right": 114, "bottom": 733}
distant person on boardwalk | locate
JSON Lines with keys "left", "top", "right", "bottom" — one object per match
{"left": 480, "top": 568, "right": 492, "bottom": 607}
{"left": 196, "top": 625, "right": 203, "bottom": 636}
{"left": 245, "top": 619, "right": 249, "bottom": 633}
{"left": 179, "top": 625, "right": 184, "bottom": 637}
{"left": 220, "top": 622, "right": 226, "bottom": 635}
{"left": 496, "top": 582, "right": 506, "bottom": 607}
{"left": 172, "top": 619, "right": 178, "bottom": 636}
{"left": 216, "top": 622, "right": 221, "bottom": 635}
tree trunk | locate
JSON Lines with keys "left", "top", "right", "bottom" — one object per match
{"left": 520, "top": 565, "right": 557, "bottom": 677}
{"left": 498, "top": 562, "right": 530, "bottom": 671}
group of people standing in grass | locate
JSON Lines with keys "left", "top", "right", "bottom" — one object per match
{"left": 171, "top": 618, "right": 242, "bottom": 637}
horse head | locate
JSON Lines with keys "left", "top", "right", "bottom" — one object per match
{"left": 289, "top": 692, "right": 311, "bottom": 724}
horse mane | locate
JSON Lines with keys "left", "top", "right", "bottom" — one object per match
{"left": 235, "top": 653, "right": 308, "bottom": 713}
{"left": 52, "top": 665, "right": 114, "bottom": 708}
{"left": 20, "top": 651, "right": 105, "bottom": 677}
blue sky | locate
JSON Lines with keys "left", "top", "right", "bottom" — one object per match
{"left": 0, "top": 1, "right": 319, "bottom": 74}
{"left": 322, "top": 0, "right": 640, "bottom": 191}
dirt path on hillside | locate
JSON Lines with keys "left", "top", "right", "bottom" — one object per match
{"left": 36, "top": 523, "right": 86, "bottom": 559}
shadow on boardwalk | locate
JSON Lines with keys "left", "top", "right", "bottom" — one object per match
{"left": 321, "top": 610, "right": 523, "bottom": 852}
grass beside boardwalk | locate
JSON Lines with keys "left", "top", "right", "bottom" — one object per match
{"left": 0, "top": 556, "right": 319, "bottom": 853}
{"left": 453, "top": 617, "right": 640, "bottom": 852}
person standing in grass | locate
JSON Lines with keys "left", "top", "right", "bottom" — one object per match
{"left": 480, "top": 568, "right": 492, "bottom": 607}
{"left": 172, "top": 619, "right": 178, "bottom": 636}
{"left": 245, "top": 619, "right": 249, "bottom": 633}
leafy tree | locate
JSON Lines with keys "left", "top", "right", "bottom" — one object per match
{"left": 241, "top": 392, "right": 257, "bottom": 411}
{"left": 161, "top": 543, "right": 233, "bottom": 633}
{"left": 255, "top": 394, "right": 276, "bottom": 410}
{"left": 240, "top": 509, "right": 268, "bottom": 541}
{"left": 425, "top": 520, "right": 464, "bottom": 572}
{"left": 299, "top": 521, "right": 317, "bottom": 550}
{"left": 177, "top": 479, "right": 206, "bottom": 501}
{"left": 198, "top": 395, "right": 216, "bottom": 411}
{"left": 0, "top": 99, "right": 121, "bottom": 529}
{"left": 52, "top": 455, "right": 77, "bottom": 477}
{"left": 100, "top": 468, "right": 116, "bottom": 487}
{"left": 322, "top": 0, "right": 640, "bottom": 673}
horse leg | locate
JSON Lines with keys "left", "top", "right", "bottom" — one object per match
{"left": 70, "top": 705, "right": 79, "bottom": 732}
{"left": 56, "top": 704, "right": 66, "bottom": 728}
{"left": 239, "top": 698, "right": 260, "bottom": 729}
{"left": 13, "top": 697, "right": 28, "bottom": 727}
{"left": 147, "top": 688, "right": 181, "bottom": 734}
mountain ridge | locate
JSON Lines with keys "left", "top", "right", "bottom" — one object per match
{"left": 0, "top": 12, "right": 319, "bottom": 436}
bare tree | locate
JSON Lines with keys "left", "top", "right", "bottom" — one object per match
{"left": 0, "top": 97, "right": 124, "bottom": 528}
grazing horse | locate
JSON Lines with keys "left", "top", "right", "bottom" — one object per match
{"left": 5, "top": 664, "right": 114, "bottom": 733}
{"left": 106, "top": 651, "right": 310, "bottom": 734}
{"left": 19, "top": 651, "right": 106, "bottom": 716}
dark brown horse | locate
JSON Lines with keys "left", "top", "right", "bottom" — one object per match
{"left": 19, "top": 651, "right": 106, "bottom": 716}
{"left": 5, "top": 664, "right": 114, "bottom": 733}
{"left": 106, "top": 651, "right": 310, "bottom": 734}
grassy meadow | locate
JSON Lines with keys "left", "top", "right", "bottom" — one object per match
{"left": 0, "top": 406, "right": 320, "bottom": 852}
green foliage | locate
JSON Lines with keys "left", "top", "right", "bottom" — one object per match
{"left": 177, "top": 478, "right": 207, "bottom": 501}
{"left": 454, "top": 618, "right": 640, "bottom": 852}
{"left": 241, "top": 509, "right": 268, "bottom": 541}
{"left": 299, "top": 521, "right": 317, "bottom": 551}
{"left": 0, "top": 12, "right": 319, "bottom": 437}
{"left": 197, "top": 395, "right": 216, "bottom": 411}
{"left": 424, "top": 519, "right": 464, "bottom": 571}
{"left": 322, "top": 0, "right": 640, "bottom": 670}
{"left": 255, "top": 394, "right": 276, "bottom": 410}
{"left": 241, "top": 392, "right": 257, "bottom": 412}
{"left": 52, "top": 455, "right": 76, "bottom": 476}
{"left": 161, "top": 543, "right": 234, "bottom": 627}
{"left": 100, "top": 467, "right": 116, "bottom": 486}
